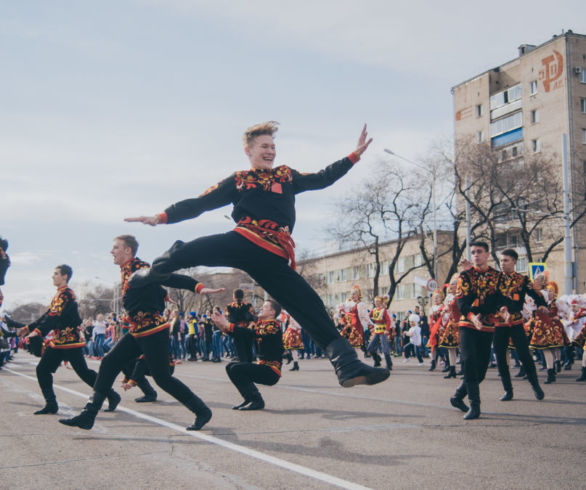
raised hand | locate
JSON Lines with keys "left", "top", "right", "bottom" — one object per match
{"left": 353, "top": 124, "right": 373, "bottom": 157}
{"left": 199, "top": 287, "right": 226, "bottom": 295}
{"left": 124, "top": 216, "right": 160, "bottom": 226}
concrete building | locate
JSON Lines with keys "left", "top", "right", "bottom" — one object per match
{"left": 297, "top": 231, "right": 453, "bottom": 319}
{"left": 452, "top": 30, "right": 586, "bottom": 292}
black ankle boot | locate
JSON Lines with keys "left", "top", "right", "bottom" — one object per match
{"left": 232, "top": 400, "right": 250, "bottom": 410}
{"left": 135, "top": 378, "right": 157, "bottom": 402}
{"left": 515, "top": 366, "right": 526, "bottom": 378}
{"left": 384, "top": 354, "right": 393, "bottom": 371}
{"left": 555, "top": 360, "right": 562, "bottom": 373}
{"left": 326, "top": 338, "right": 390, "bottom": 387}
{"left": 34, "top": 400, "right": 58, "bottom": 415}
{"left": 373, "top": 352, "right": 382, "bottom": 367}
{"left": 135, "top": 392, "right": 157, "bottom": 403}
{"left": 576, "top": 367, "right": 586, "bottom": 382}
{"left": 290, "top": 361, "right": 299, "bottom": 371}
{"left": 464, "top": 383, "right": 481, "bottom": 420}
{"left": 285, "top": 351, "right": 293, "bottom": 365}
{"left": 525, "top": 368, "right": 545, "bottom": 400}
{"left": 428, "top": 359, "right": 436, "bottom": 372}
{"left": 500, "top": 390, "right": 513, "bottom": 401}
{"left": 544, "top": 368, "right": 556, "bottom": 384}
{"left": 59, "top": 392, "right": 106, "bottom": 430}
{"left": 444, "top": 366, "right": 457, "bottom": 379}
{"left": 185, "top": 394, "right": 212, "bottom": 431}
{"left": 239, "top": 394, "right": 265, "bottom": 411}
{"left": 450, "top": 382, "right": 468, "bottom": 413}
{"left": 104, "top": 390, "right": 121, "bottom": 412}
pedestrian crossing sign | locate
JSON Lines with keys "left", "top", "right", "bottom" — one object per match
{"left": 529, "top": 262, "right": 546, "bottom": 280}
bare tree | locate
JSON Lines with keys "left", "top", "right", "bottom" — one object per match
{"left": 329, "top": 161, "right": 431, "bottom": 303}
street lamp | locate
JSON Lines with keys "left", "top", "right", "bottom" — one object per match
{"left": 384, "top": 149, "right": 438, "bottom": 280}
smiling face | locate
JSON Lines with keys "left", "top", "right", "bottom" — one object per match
{"left": 245, "top": 134, "right": 276, "bottom": 170}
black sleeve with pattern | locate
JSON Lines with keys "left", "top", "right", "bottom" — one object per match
{"left": 291, "top": 157, "right": 353, "bottom": 194}
{"left": 164, "top": 174, "right": 237, "bottom": 224}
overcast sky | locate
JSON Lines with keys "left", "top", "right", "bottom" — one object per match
{"left": 1, "top": 0, "right": 584, "bottom": 310}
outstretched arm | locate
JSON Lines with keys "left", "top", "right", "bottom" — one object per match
{"left": 292, "top": 124, "right": 373, "bottom": 193}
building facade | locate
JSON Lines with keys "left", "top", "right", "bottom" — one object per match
{"left": 452, "top": 30, "right": 586, "bottom": 293}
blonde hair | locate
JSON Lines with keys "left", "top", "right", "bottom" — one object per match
{"left": 243, "top": 121, "right": 279, "bottom": 147}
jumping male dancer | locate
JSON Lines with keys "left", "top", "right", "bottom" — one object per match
{"left": 125, "top": 122, "right": 389, "bottom": 388}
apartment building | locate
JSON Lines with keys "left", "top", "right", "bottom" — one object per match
{"left": 452, "top": 30, "right": 586, "bottom": 292}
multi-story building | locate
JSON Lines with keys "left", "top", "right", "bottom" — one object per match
{"left": 452, "top": 30, "right": 586, "bottom": 293}
{"left": 297, "top": 231, "right": 453, "bottom": 319}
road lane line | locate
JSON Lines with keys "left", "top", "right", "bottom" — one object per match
{"left": 4, "top": 367, "right": 371, "bottom": 490}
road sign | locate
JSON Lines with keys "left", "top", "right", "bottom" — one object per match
{"left": 426, "top": 278, "right": 438, "bottom": 291}
{"left": 529, "top": 263, "right": 546, "bottom": 280}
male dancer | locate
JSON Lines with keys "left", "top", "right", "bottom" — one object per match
{"left": 494, "top": 249, "right": 545, "bottom": 402}
{"left": 212, "top": 299, "right": 283, "bottom": 410}
{"left": 13, "top": 265, "right": 120, "bottom": 414}
{"left": 450, "top": 242, "right": 501, "bottom": 420}
{"left": 126, "top": 122, "right": 389, "bottom": 388}
{"left": 0, "top": 236, "right": 10, "bottom": 307}
{"left": 59, "top": 235, "right": 223, "bottom": 430}
{"left": 227, "top": 288, "right": 257, "bottom": 362}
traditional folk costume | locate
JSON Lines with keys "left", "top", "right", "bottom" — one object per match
{"left": 121, "top": 353, "right": 176, "bottom": 402}
{"left": 493, "top": 271, "right": 545, "bottom": 401}
{"left": 59, "top": 257, "right": 212, "bottom": 431}
{"left": 567, "top": 300, "right": 586, "bottom": 381}
{"left": 340, "top": 286, "right": 368, "bottom": 349}
{"left": 427, "top": 290, "right": 445, "bottom": 372}
{"left": 130, "top": 156, "right": 389, "bottom": 387}
{"left": 526, "top": 282, "right": 569, "bottom": 384}
{"left": 367, "top": 297, "right": 393, "bottom": 370}
{"left": 9, "top": 286, "right": 120, "bottom": 414}
{"left": 435, "top": 291, "right": 461, "bottom": 379}
{"left": 450, "top": 266, "right": 501, "bottom": 420}
{"left": 283, "top": 315, "right": 303, "bottom": 371}
{"left": 227, "top": 299, "right": 257, "bottom": 363}
{"left": 225, "top": 318, "right": 284, "bottom": 410}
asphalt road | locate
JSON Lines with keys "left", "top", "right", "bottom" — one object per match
{"left": 1, "top": 352, "right": 584, "bottom": 490}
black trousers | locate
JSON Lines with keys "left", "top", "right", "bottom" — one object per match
{"left": 459, "top": 327, "right": 494, "bottom": 385}
{"left": 226, "top": 361, "right": 280, "bottom": 399}
{"left": 151, "top": 232, "right": 340, "bottom": 349}
{"left": 36, "top": 347, "right": 98, "bottom": 402}
{"left": 493, "top": 324, "right": 538, "bottom": 391}
{"left": 94, "top": 329, "right": 204, "bottom": 412}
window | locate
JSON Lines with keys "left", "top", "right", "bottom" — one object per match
{"left": 477, "top": 130, "right": 484, "bottom": 143}
{"left": 581, "top": 98, "right": 586, "bottom": 114}
{"left": 531, "top": 109, "right": 539, "bottom": 123}
{"left": 476, "top": 104, "right": 483, "bottom": 117}
{"left": 535, "top": 227, "right": 543, "bottom": 242}
{"left": 581, "top": 70, "right": 586, "bottom": 83}
{"left": 489, "top": 84, "right": 522, "bottom": 109}
{"left": 490, "top": 111, "right": 523, "bottom": 137}
{"left": 511, "top": 146, "right": 518, "bottom": 157}
{"left": 516, "top": 257, "right": 528, "bottom": 273}
{"left": 327, "top": 271, "right": 335, "bottom": 284}
{"left": 352, "top": 266, "right": 361, "bottom": 281}
{"left": 501, "top": 149, "right": 508, "bottom": 161}
{"left": 530, "top": 80, "right": 538, "bottom": 95}
{"left": 532, "top": 139, "right": 541, "bottom": 152}
{"left": 583, "top": 129, "right": 586, "bottom": 145}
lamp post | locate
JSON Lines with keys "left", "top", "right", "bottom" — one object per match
{"left": 384, "top": 149, "right": 438, "bottom": 280}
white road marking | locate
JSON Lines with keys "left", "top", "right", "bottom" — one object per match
{"left": 4, "top": 367, "right": 371, "bottom": 490}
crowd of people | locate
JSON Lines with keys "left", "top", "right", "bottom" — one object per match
{"left": 1, "top": 121, "right": 585, "bottom": 435}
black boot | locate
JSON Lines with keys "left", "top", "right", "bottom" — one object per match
{"left": 232, "top": 400, "right": 250, "bottom": 410}
{"left": 555, "top": 360, "right": 562, "bottom": 373}
{"left": 284, "top": 351, "right": 293, "bottom": 365}
{"left": 185, "top": 395, "right": 212, "bottom": 431}
{"left": 576, "top": 367, "right": 586, "bottom": 382}
{"left": 384, "top": 354, "right": 393, "bottom": 371}
{"left": 135, "top": 378, "right": 157, "bottom": 402}
{"left": 239, "top": 385, "right": 265, "bottom": 411}
{"left": 499, "top": 370, "right": 513, "bottom": 401}
{"left": 104, "top": 389, "right": 121, "bottom": 412}
{"left": 544, "top": 368, "right": 556, "bottom": 384}
{"left": 525, "top": 365, "right": 545, "bottom": 400}
{"left": 290, "top": 361, "right": 299, "bottom": 371}
{"left": 464, "top": 382, "right": 481, "bottom": 420}
{"left": 326, "top": 338, "right": 390, "bottom": 388}
{"left": 34, "top": 399, "right": 58, "bottom": 415}
{"left": 450, "top": 382, "right": 468, "bottom": 413}
{"left": 372, "top": 352, "right": 382, "bottom": 367}
{"left": 59, "top": 392, "right": 106, "bottom": 430}
{"left": 514, "top": 366, "right": 526, "bottom": 378}
{"left": 443, "top": 366, "right": 457, "bottom": 379}
{"left": 428, "top": 359, "right": 436, "bottom": 372}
